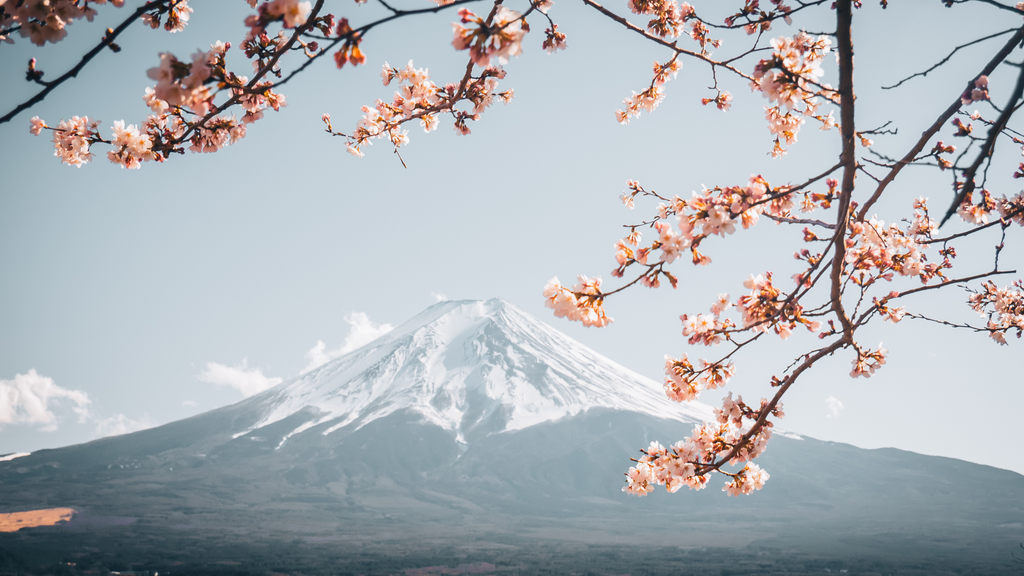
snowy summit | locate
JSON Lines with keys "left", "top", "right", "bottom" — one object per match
{"left": 234, "top": 298, "right": 713, "bottom": 447}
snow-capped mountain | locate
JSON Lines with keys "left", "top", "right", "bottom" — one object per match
{"left": 235, "top": 298, "right": 712, "bottom": 447}
{"left": 1, "top": 298, "right": 1021, "bottom": 572}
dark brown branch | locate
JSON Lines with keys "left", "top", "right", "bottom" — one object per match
{"left": 940, "top": 60, "right": 1024, "bottom": 225}
{"left": 830, "top": 0, "right": 856, "bottom": 340}
{"left": 696, "top": 337, "right": 848, "bottom": 477}
{"left": 889, "top": 269, "right": 1016, "bottom": 301}
{"left": 857, "top": 24, "right": 1024, "bottom": 221}
{"left": 0, "top": 1, "right": 169, "bottom": 126}
{"left": 924, "top": 205, "right": 1023, "bottom": 244}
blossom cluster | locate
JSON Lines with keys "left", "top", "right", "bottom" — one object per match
{"left": 244, "top": 0, "right": 312, "bottom": 41}
{"left": 141, "top": 0, "right": 192, "bottom": 33}
{"left": 623, "top": 393, "right": 780, "bottom": 497}
{"left": 0, "top": 0, "right": 125, "bottom": 46}
{"left": 958, "top": 189, "right": 1024, "bottom": 226}
{"left": 146, "top": 42, "right": 228, "bottom": 114}
{"left": 611, "top": 176, "right": 796, "bottom": 282}
{"left": 739, "top": 272, "right": 819, "bottom": 336}
{"left": 663, "top": 354, "right": 735, "bottom": 402}
{"left": 542, "top": 23, "right": 567, "bottom": 53}
{"left": 542, "top": 276, "right": 613, "bottom": 327}
{"left": 960, "top": 75, "right": 990, "bottom": 107}
{"left": 31, "top": 37, "right": 290, "bottom": 167}
{"left": 968, "top": 280, "right": 1024, "bottom": 345}
{"left": 334, "top": 61, "right": 513, "bottom": 157}
{"left": 107, "top": 120, "right": 159, "bottom": 168}
{"left": 850, "top": 344, "right": 887, "bottom": 378}
{"left": 615, "top": 60, "right": 679, "bottom": 124}
{"left": 626, "top": 0, "right": 696, "bottom": 40}
{"left": 723, "top": 0, "right": 793, "bottom": 35}
{"left": 42, "top": 115, "right": 100, "bottom": 167}
{"left": 751, "top": 32, "right": 835, "bottom": 157}
{"left": 452, "top": 6, "right": 527, "bottom": 67}
{"left": 844, "top": 199, "right": 950, "bottom": 286}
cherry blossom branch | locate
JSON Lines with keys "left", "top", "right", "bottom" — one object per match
{"left": 697, "top": 0, "right": 827, "bottom": 32}
{"left": 695, "top": 336, "right": 848, "bottom": 477}
{"left": 0, "top": 0, "right": 170, "bottom": 126}
{"left": 857, "top": 24, "right": 1024, "bottom": 221}
{"left": 578, "top": 0, "right": 755, "bottom": 82}
{"left": 885, "top": 269, "right": 1016, "bottom": 303}
{"left": 923, "top": 205, "right": 1024, "bottom": 244}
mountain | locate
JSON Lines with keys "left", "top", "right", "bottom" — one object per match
{"left": 1, "top": 299, "right": 1022, "bottom": 575}
{"left": 231, "top": 298, "right": 713, "bottom": 444}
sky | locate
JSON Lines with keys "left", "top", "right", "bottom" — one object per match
{"left": 1, "top": 1, "right": 1022, "bottom": 474}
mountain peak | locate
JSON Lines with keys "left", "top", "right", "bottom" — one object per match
{"left": 232, "top": 298, "right": 713, "bottom": 446}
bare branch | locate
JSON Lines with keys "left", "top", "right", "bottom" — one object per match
{"left": 856, "top": 24, "right": 1024, "bottom": 221}
{"left": 882, "top": 27, "right": 1016, "bottom": 90}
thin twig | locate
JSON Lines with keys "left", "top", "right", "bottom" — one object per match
{"left": 882, "top": 28, "right": 1016, "bottom": 90}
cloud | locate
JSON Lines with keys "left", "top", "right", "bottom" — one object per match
{"left": 431, "top": 292, "right": 449, "bottom": 302}
{"left": 182, "top": 400, "right": 198, "bottom": 408}
{"left": 198, "top": 359, "right": 283, "bottom": 398}
{"left": 0, "top": 370, "right": 91, "bottom": 431}
{"left": 303, "top": 312, "right": 394, "bottom": 372}
{"left": 825, "top": 395, "right": 845, "bottom": 419}
{"left": 94, "top": 413, "right": 154, "bottom": 439}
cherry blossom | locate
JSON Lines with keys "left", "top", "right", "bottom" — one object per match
{"left": 968, "top": 281, "right": 1024, "bottom": 345}
{"left": 452, "top": 6, "right": 527, "bottom": 68}
{"left": 49, "top": 115, "right": 100, "bottom": 167}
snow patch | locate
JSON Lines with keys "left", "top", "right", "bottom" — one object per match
{"left": 0, "top": 452, "right": 30, "bottom": 462}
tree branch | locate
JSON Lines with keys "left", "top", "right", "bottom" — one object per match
{"left": 0, "top": 1, "right": 169, "bottom": 126}
{"left": 940, "top": 55, "right": 1024, "bottom": 225}
{"left": 882, "top": 27, "right": 1016, "bottom": 90}
{"left": 856, "top": 24, "right": 1024, "bottom": 221}
{"left": 830, "top": 0, "right": 856, "bottom": 340}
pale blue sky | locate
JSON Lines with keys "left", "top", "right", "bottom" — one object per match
{"left": 1, "top": 1, "right": 1021, "bottom": 473}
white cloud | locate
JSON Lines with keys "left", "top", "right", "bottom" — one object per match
{"left": 198, "top": 359, "right": 283, "bottom": 398}
{"left": 0, "top": 369, "right": 91, "bottom": 431}
{"left": 303, "top": 312, "right": 394, "bottom": 372}
{"left": 431, "top": 292, "right": 449, "bottom": 302}
{"left": 94, "top": 413, "right": 154, "bottom": 439}
{"left": 182, "top": 400, "right": 198, "bottom": 408}
{"left": 825, "top": 395, "right": 845, "bottom": 419}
